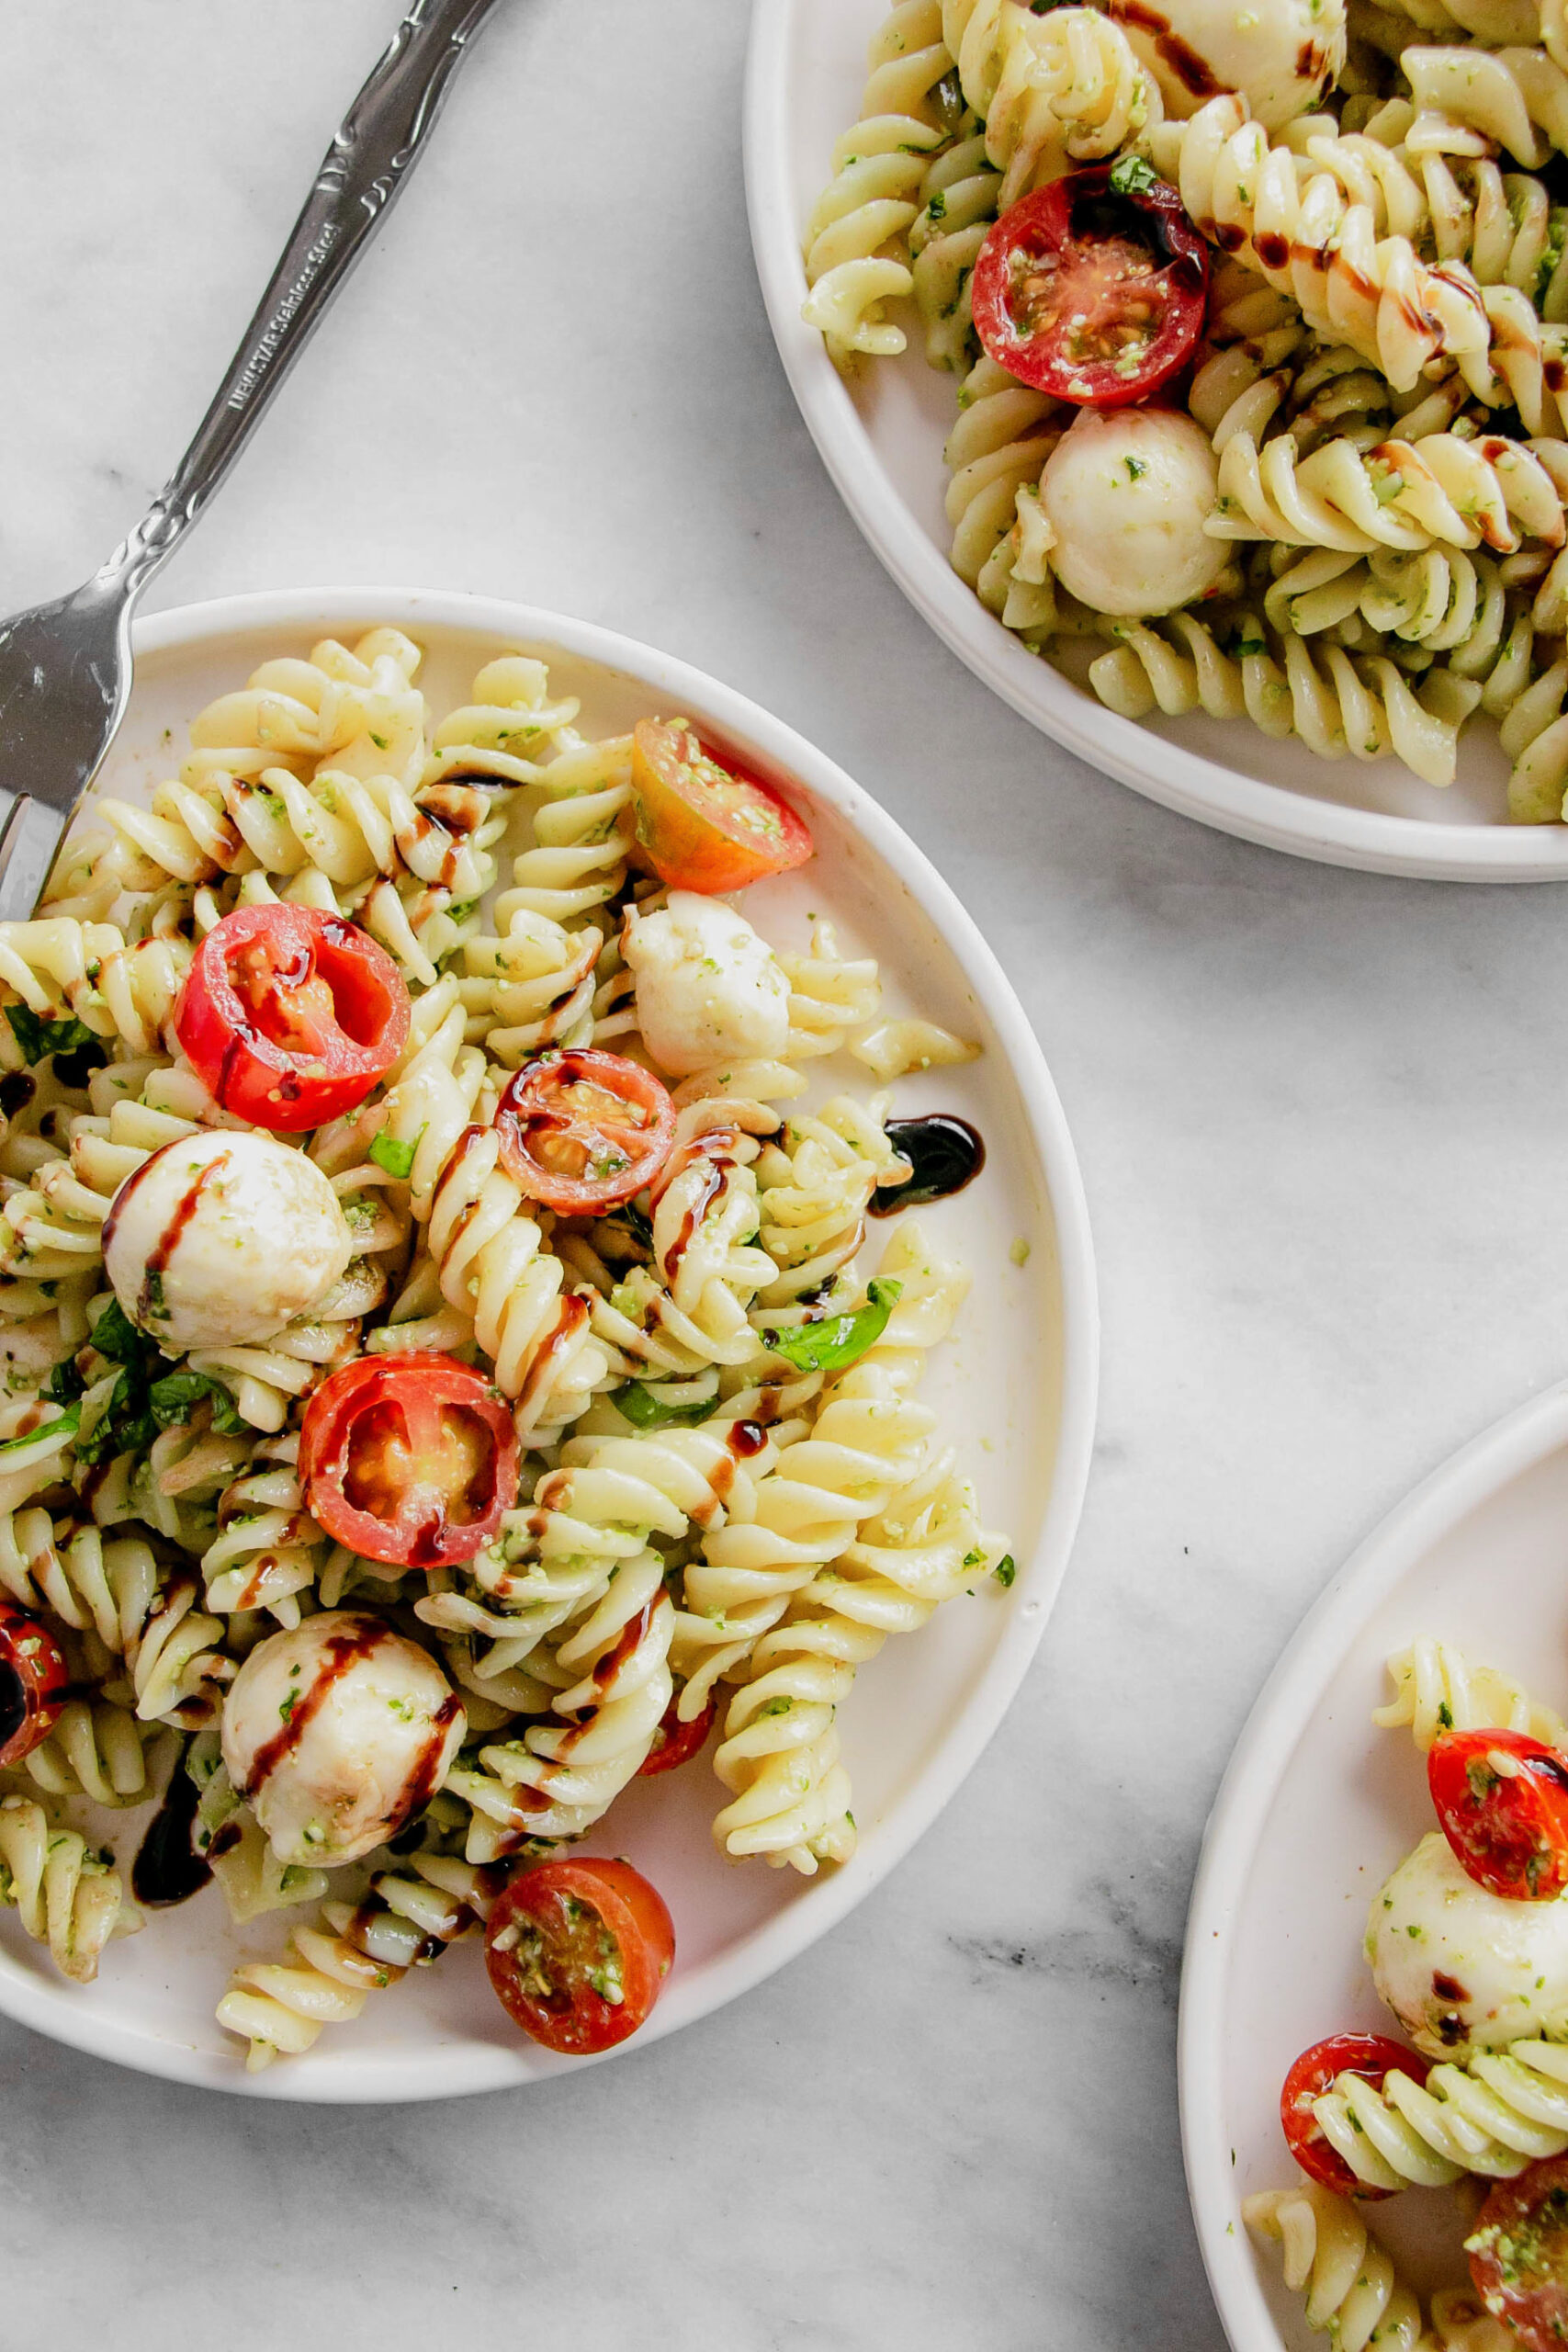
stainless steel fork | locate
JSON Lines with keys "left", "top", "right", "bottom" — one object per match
{"left": 0, "top": 0, "right": 504, "bottom": 920}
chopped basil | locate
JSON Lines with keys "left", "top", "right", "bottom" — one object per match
{"left": 90, "top": 1298, "right": 153, "bottom": 1367}
{"left": 45, "top": 1355, "right": 85, "bottom": 1407}
{"left": 5, "top": 1005, "right": 98, "bottom": 1067}
{"left": 994, "top": 1555, "right": 1017, "bottom": 1588}
{"left": 369, "top": 1128, "right": 421, "bottom": 1181}
{"left": 1108, "top": 153, "right": 1160, "bottom": 197}
{"left": 613, "top": 1380, "right": 722, "bottom": 1430}
{"left": 75, "top": 1300, "right": 240, "bottom": 1460}
{"left": 759, "top": 1279, "right": 902, "bottom": 1372}
{"left": 148, "top": 1368, "right": 245, "bottom": 1436}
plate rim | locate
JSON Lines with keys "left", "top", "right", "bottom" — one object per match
{"left": 0, "top": 581, "right": 1100, "bottom": 2100}
{"left": 742, "top": 0, "right": 1568, "bottom": 885}
{"left": 1178, "top": 1375, "right": 1568, "bottom": 2348}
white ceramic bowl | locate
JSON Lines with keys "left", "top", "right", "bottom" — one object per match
{"left": 745, "top": 0, "right": 1568, "bottom": 882}
{"left": 1180, "top": 1380, "right": 1568, "bottom": 2348}
{"left": 0, "top": 586, "right": 1098, "bottom": 2098}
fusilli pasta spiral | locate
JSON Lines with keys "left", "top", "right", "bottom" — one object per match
{"left": 1244, "top": 2180, "right": 1428, "bottom": 2351}
{"left": 0, "top": 1793, "right": 139, "bottom": 1984}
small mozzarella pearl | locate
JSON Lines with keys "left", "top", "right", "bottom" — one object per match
{"left": 221, "top": 1611, "right": 466, "bottom": 1869}
{"left": 1040, "top": 408, "right": 1226, "bottom": 619}
{"left": 102, "top": 1128, "right": 354, "bottom": 1353}
{"left": 624, "top": 890, "right": 791, "bottom": 1079}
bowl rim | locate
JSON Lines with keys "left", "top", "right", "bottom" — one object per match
{"left": 742, "top": 0, "right": 1568, "bottom": 885}
{"left": 0, "top": 582, "right": 1100, "bottom": 2099}
{"left": 1178, "top": 1376, "right": 1568, "bottom": 2346}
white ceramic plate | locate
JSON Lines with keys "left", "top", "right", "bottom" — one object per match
{"left": 0, "top": 586, "right": 1097, "bottom": 2098}
{"left": 745, "top": 0, "right": 1568, "bottom": 882}
{"left": 1180, "top": 1380, "right": 1568, "bottom": 2347}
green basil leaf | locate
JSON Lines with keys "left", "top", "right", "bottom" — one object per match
{"left": 1108, "top": 153, "right": 1160, "bottom": 197}
{"left": 613, "top": 1380, "right": 722, "bottom": 1430}
{"left": 5, "top": 1006, "right": 98, "bottom": 1067}
{"left": 45, "top": 1356, "right": 85, "bottom": 1407}
{"left": 0, "top": 1402, "right": 80, "bottom": 1455}
{"left": 77, "top": 1369, "right": 158, "bottom": 1465}
{"left": 759, "top": 1279, "right": 902, "bottom": 1373}
{"left": 994, "top": 1555, "right": 1017, "bottom": 1589}
{"left": 149, "top": 1368, "right": 244, "bottom": 1436}
{"left": 88, "top": 1298, "right": 157, "bottom": 1369}
{"left": 369, "top": 1128, "right": 420, "bottom": 1181}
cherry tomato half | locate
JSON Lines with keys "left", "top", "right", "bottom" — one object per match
{"left": 1470, "top": 2154, "right": 1568, "bottom": 2351}
{"left": 1428, "top": 1728, "right": 1568, "bottom": 1901}
{"left": 484, "top": 1856, "right": 675, "bottom": 2054}
{"left": 630, "top": 718, "right": 814, "bottom": 894}
{"left": 637, "top": 1687, "right": 717, "bottom": 1776}
{"left": 176, "top": 903, "right": 410, "bottom": 1132}
{"left": 495, "top": 1048, "right": 675, "bottom": 1215}
{"left": 299, "top": 1352, "right": 519, "bottom": 1569}
{"left": 0, "top": 1599, "right": 68, "bottom": 1770}
{"left": 1280, "top": 2033, "right": 1432, "bottom": 2199}
{"left": 971, "top": 166, "right": 1208, "bottom": 409}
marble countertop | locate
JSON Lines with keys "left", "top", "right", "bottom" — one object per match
{"left": 4, "top": 3, "right": 1564, "bottom": 2346}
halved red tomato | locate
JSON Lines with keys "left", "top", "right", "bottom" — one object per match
{"left": 0, "top": 1600, "right": 68, "bottom": 1770}
{"left": 630, "top": 718, "right": 813, "bottom": 894}
{"left": 176, "top": 902, "right": 409, "bottom": 1132}
{"left": 1280, "top": 2033, "right": 1431, "bottom": 2199}
{"left": 971, "top": 164, "right": 1208, "bottom": 408}
{"left": 637, "top": 1687, "right": 716, "bottom": 1776}
{"left": 1429, "top": 1728, "right": 1568, "bottom": 1901}
{"left": 495, "top": 1048, "right": 674, "bottom": 1214}
{"left": 1470, "top": 2154, "right": 1568, "bottom": 2351}
{"left": 484, "top": 1856, "right": 675, "bottom": 2054}
{"left": 299, "top": 1352, "right": 518, "bottom": 1568}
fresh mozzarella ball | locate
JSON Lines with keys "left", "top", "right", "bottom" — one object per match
{"left": 1367, "top": 1829, "right": 1568, "bottom": 2061}
{"left": 221, "top": 1611, "right": 465, "bottom": 1869}
{"left": 102, "top": 1128, "right": 354, "bottom": 1354}
{"left": 1107, "top": 0, "right": 1346, "bottom": 130}
{"left": 1039, "top": 408, "right": 1226, "bottom": 618}
{"left": 623, "top": 890, "right": 791, "bottom": 1079}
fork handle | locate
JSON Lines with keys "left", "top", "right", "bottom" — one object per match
{"left": 99, "top": 0, "right": 504, "bottom": 598}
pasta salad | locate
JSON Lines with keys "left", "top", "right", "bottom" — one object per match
{"left": 1247, "top": 1637, "right": 1568, "bottom": 2350}
{"left": 0, "top": 628, "right": 1010, "bottom": 2069}
{"left": 804, "top": 0, "right": 1568, "bottom": 814}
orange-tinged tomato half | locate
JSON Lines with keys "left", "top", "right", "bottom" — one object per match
{"left": 484, "top": 1856, "right": 675, "bottom": 2054}
{"left": 630, "top": 718, "right": 813, "bottom": 894}
{"left": 494, "top": 1048, "right": 675, "bottom": 1215}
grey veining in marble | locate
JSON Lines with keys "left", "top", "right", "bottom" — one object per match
{"left": 4, "top": 3, "right": 1564, "bottom": 2346}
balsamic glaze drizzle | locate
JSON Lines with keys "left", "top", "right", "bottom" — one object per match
{"left": 870, "top": 1115, "right": 986, "bottom": 1216}
{"left": 132, "top": 1744, "right": 213, "bottom": 1908}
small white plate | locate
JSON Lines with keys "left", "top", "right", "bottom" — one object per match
{"left": 0, "top": 585, "right": 1098, "bottom": 2098}
{"left": 1180, "top": 1380, "right": 1568, "bottom": 2348}
{"left": 744, "top": 0, "right": 1568, "bottom": 882}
